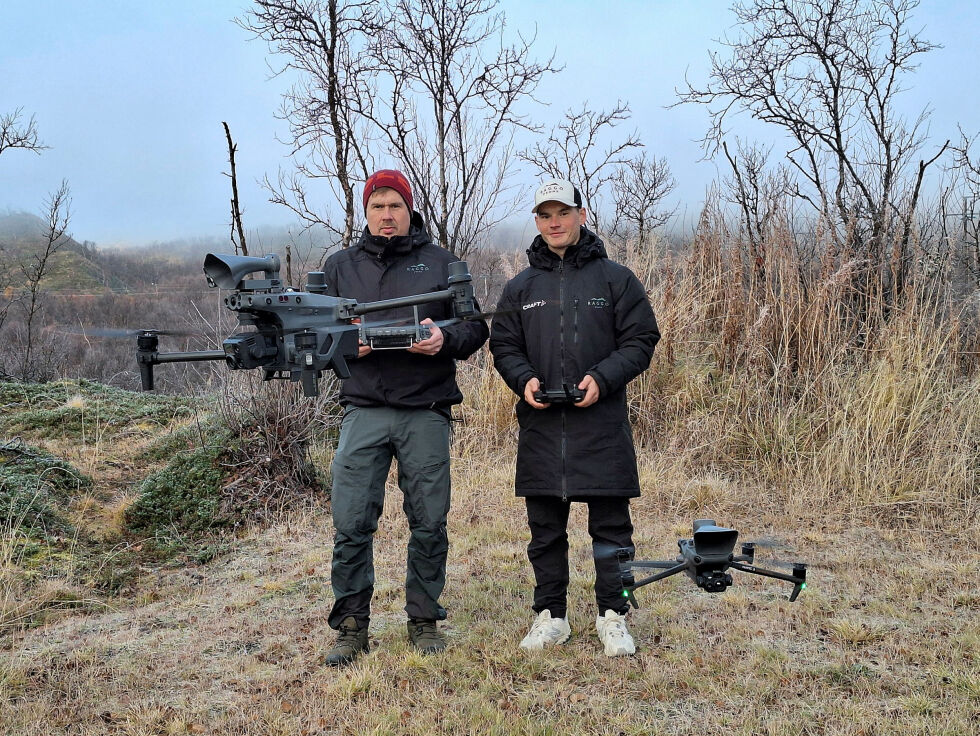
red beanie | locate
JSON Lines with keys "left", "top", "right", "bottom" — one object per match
{"left": 363, "top": 169, "right": 413, "bottom": 212}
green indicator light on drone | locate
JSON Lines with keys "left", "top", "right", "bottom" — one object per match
{"left": 800, "top": 583, "right": 807, "bottom": 590}
{"left": 622, "top": 590, "right": 629, "bottom": 597}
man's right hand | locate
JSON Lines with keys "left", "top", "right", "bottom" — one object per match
{"left": 524, "top": 377, "right": 547, "bottom": 409}
{"left": 353, "top": 318, "right": 371, "bottom": 358}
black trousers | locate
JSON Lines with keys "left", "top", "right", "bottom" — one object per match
{"left": 524, "top": 496, "right": 634, "bottom": 618}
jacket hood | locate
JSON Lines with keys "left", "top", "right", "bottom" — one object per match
{"left": 527, "top": 227, "right": 608, "bottom": 270}
{"left": 356, "top": 210, "right": 430, "bottom": 258}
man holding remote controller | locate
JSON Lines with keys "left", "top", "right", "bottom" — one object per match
{"left": 320, "top": 170, "right": 489, "bottom": 666}
{"left": 489, "top": 179, "right": 660, "bottom": 657}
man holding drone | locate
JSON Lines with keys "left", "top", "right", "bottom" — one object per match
{"left": 321, "top": 169, "right": 489, "bottom": 666}
{"left": 490, "top": 178, "right": 660, "bottom": 657}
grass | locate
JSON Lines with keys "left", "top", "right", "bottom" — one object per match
{"left": 1, "top": 500, "right": 976, "bottom": 735}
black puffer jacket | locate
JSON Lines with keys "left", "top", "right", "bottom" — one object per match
{"left": 489, "top": 228, "right": 660, "bottom": 498}
{"left": 322, "top": 212, "right": 489, "bottom": 409}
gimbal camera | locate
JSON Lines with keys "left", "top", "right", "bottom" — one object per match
{"left": 136, "top": 252, "right": 479, "bottom": 397}
{"left": 616, "top": 520, "right": 808, "bottom": 607}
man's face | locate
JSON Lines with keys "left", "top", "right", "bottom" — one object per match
{"left": 366, "top": 187, "right": 411, "bottom": 238}
{"left": 534, "top": 200, "right": 587, "bottom": 255}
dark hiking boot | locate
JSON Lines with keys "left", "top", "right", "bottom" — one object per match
{"left": 325, "top": 617, "right": 369, "bottom": 667}
{"left": 407, "top": 619, "right": 447, "bottom": 654}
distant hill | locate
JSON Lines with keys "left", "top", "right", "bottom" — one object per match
{"left": 0, "top": 210, "right": 50, "bottom": 243}
{"left": 0, "top": 211, "right": 113, "bottom": 292}
{"left": 0, "top": 211, "right": 208, "bottom": 293}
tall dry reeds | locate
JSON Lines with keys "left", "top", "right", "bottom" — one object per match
{"left": 459, "top": 199, "right": 979, "bottom": 531}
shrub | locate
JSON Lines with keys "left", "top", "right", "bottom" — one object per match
{"left": 125, "top": 440, "right": 229, "bottom": 533}
{"left": 0, "top": 439, "right": 89, "bottom": 539}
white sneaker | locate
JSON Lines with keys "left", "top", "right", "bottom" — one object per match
{"left": 519, "top": 609, "right": 571, "bottom": 650}
{"left": 596, "top": 609, "right": 636, "bottom": 657}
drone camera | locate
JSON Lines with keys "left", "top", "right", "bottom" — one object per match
{"left": 697, "top": 570, "right": 734, "bottom": 593}
{"left": 223, "top": 332, "right": 279, "bottom": 369}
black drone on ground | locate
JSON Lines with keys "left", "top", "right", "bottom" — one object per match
{"left": 616, "top": 520, "right": 808, "bottom": 607}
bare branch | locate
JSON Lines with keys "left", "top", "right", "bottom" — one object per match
{"left": 0, "top": 109, "right": 46, "bottom": 157}
{"left": 223, "top": 122, "right": 249, "bottom": 255}
{"left": 520, "top": 101, "right": 643, "bottom": 231}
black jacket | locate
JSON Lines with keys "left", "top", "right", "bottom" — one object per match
{"left": 489, "top": 228, "right": 660, "bottom": 498}
{"left": 322, "top": 213, "right": 489, "bottom": 409}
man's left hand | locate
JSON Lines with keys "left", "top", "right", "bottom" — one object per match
{"left": 407, "top": 318, "right": 444, "bottom": 355}
{"left": 575, "top": 374, "right": 600, "bottom": 407}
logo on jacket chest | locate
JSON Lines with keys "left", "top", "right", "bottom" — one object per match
{"left": 522, "top": 300, "right": 546, "bottom": 311}
{"left": 406, "top": 263, "right": 430, "bottom": 273}
{"left": 587, "top": 297, "right": 610, "bottom": 308}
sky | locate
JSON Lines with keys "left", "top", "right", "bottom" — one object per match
{"left": 1, "top": 0, "right": 979, "bottom": 247}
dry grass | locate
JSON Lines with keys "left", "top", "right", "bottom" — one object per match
{"left": 1, "top": 470, "right": 977, "bottom": 735}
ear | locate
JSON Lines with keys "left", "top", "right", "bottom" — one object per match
{"left": 578, "top": 207, "right": 588, "bottom": 226}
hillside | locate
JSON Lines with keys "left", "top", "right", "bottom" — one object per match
{"left": 0, "top": 212, "right": 210, "bottom": 294}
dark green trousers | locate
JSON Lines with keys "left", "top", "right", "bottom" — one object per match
{"left": 328, "top": 406, "right": 451, "bottom": 629}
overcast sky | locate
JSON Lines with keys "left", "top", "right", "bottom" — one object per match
{"left": 2, "top": 0, "right": 978, "bottom": 247}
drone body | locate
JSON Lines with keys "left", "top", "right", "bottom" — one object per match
{"left": 618, "top": 520, "right": 807, "bottom": 607}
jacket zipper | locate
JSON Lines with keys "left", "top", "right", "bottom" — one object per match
{"left": 559, "top": 259, "right": 568, "bottom": 502}
{"left": 573, "top": 297, "right": 579, "bottom": 343}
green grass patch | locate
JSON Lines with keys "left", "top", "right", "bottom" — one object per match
{"left": 125, "top": 435, "right": 232, "bottom": 533}
{"left": 0, "top": 438, "right": 89, "bottom": 539}
{"left": 0, "top": 378, "right": 198, "bottom": 440}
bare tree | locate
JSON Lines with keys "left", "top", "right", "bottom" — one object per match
{"left": 0, "top": 108, "right": 46, "bottom": 157}
{"left": 0, "top": 109, "right": 44, "bottom": 361}
{"left": 948, "top": 128, "right": 980, "bottom": 287}
{"left": 722, "top": 139, "right": 796, "bottom": 280}
{"left": 679, "top": 0, "right": 948, "bottom": 280}
{"left": 367, "top": 0, "right": 558, "bottom": 257}
{"left": 608, "top": 152, "right": 676, "bottom": 249}
{"left": 17, "top": 181, "right": 71, "bottom": 381}
{"left": 238, "top": 0, "right": 380, "bottom": 249}
{"left": 520, "top": 101, "right": 642, "bottom": 232}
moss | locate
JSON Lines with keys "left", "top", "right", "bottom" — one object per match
{"left": 124, "top": 437, "right": 231, "bottom": 533}
{"left": 0, "top": 439, "right": 89, "bottom": 538}
{"left": 0, "top": 378, "right": 198, "bottom": 440}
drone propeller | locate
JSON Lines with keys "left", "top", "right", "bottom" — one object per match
{"left": 752, "top": 555, "right": 823, "bottom": 571}
{"left": 63, "top": 327, "right": 200, "bottom": 339}
{"left": 741, "top": 535, "right": 798, "bottom": 551}
{"left": 430, "top": 305, "right": 524, "bottom": 329}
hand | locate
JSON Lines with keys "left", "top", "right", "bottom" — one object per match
{"left": 524, "top": 376, "right": 547, "bottom": 409}
{"left": 407, "top": 318, "right": 444, "bottom": 355}
{"left": 575, "top": 374, "right": 600, "bottom": 408}
{"left": 353, "top": 318, "right": 372, "bottom": 358}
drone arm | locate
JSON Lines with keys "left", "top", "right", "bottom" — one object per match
{"left": 629, "top": 560, "right": 686, "bottom": 570}
{"left": 152, "top": 350, "right": 228, "bottom": 364}
{"left": 347, "top": 288, "right": 454, "bottom": 318}
{"left": 729, "top": 561, "right": 807, "bottom": 601}
{"left": 137, "top": 344, "right": 227, "bottom": 391}
{"left": 629, "top": 561, "right": 689, "bottom": 591}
